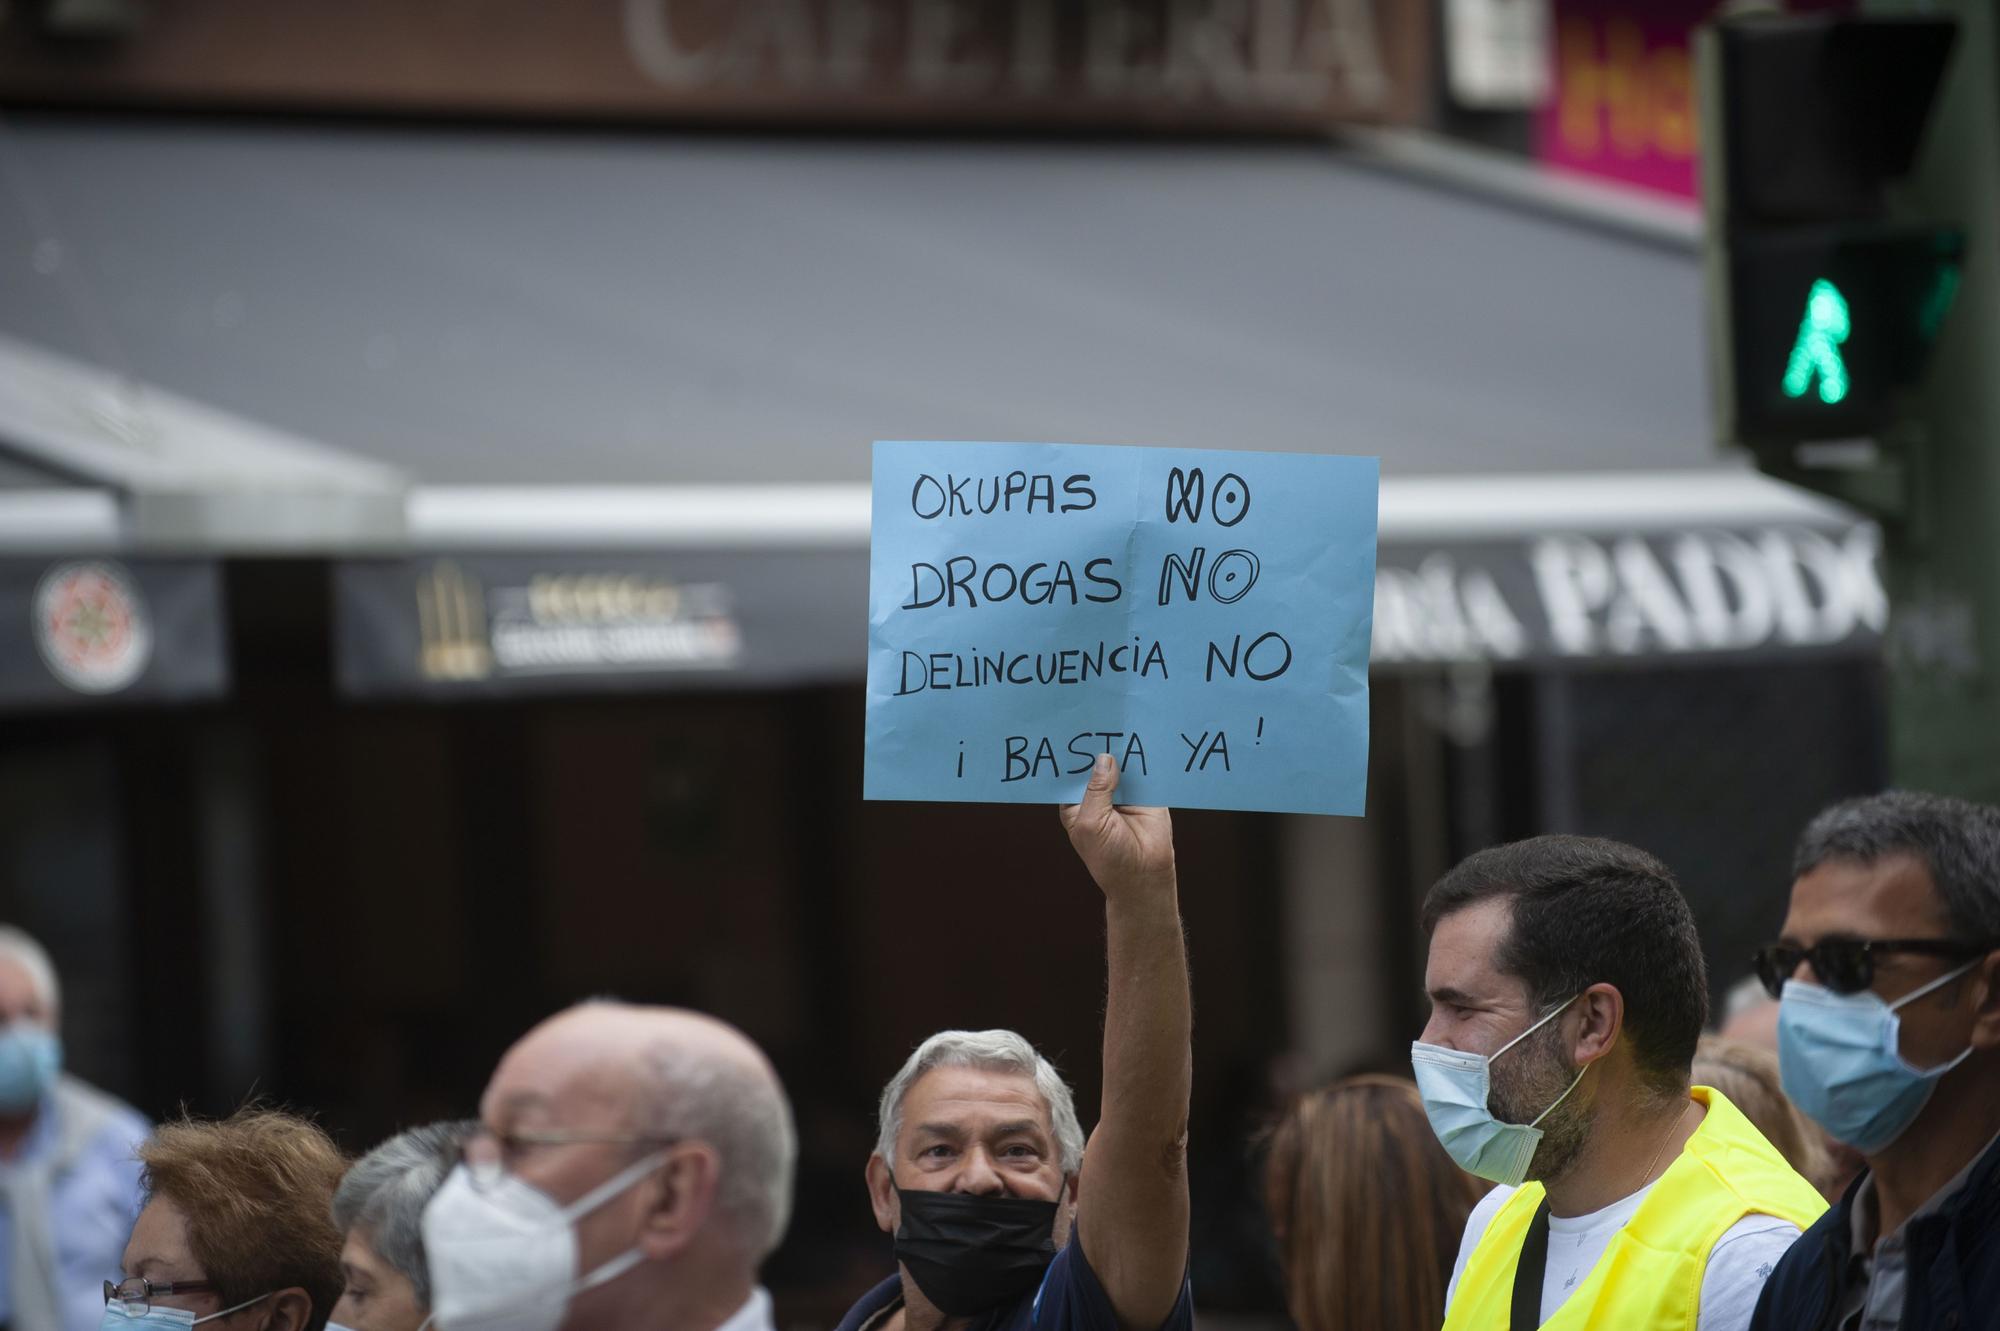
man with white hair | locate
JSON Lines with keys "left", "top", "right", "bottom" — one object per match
{"left": 0, "top": 924, "right": 149, "bottom": 1331}
{"left": 421, "top": 1001, "right": 797, "bottom": 1331}
{"left": 838, "top": 753, "right": 1192, "bottom": 1331}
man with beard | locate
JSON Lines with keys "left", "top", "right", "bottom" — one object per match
{"left": 835, "top": 753, "right": 1191, "bottom": 1331}
{"left": 1415, "top": 835, "right": 1825, "bottom": 1331}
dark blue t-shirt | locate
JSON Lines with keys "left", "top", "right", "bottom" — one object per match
{"left": 833, "top": 1235, "right": 1194, "bottom": 1331}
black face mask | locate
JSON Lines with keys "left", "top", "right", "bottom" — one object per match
{"left": 893, "top": 1185, "right": 1061, "bottom": 1317}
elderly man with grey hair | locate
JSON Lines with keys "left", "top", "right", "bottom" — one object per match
{"left": 330, "top": 1120, "right": 473, "bottom": 1331}
{"left": 838, "top": 753, "right": 1193, "bottom": 1331}
{"left": 0, "top": 924, "right": 149, "bottom": 1331}
{"left": 421, "top": 1001, "right": 795, "bottom": 1331}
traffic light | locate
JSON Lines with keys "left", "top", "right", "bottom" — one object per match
{"left": 1699, "top": 14, "right": 1962, "bottom": 452}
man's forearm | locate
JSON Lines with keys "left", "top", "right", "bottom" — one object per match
{"left": 1101, "top": 886, "right": 1192, "bottom": 1145}
{"left": 1058, "top": 759, "right": 1191, "bottom": 1328}
{"left": 1076, "top": 876, "right": 1192, "bottom": 1331}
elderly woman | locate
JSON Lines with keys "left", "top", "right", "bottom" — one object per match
{"left": 107, "top": 1107, "right": 345, "bottom": 1331}
{"left": 329, "top": 1122, "right": 471, "bottom": 1331}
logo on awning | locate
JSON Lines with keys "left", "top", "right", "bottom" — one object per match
{"left": 414, "top": 561, "right": 742, "bottom": 683}
{"left": 32, "top": 560, "right": 153, "bottom": 694}
{"left": 416, "top": 561, "right": 495, "bottom": 681}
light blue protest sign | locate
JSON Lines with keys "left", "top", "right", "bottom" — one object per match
{"left": 864, "top": 441, "right": 1377, "bottom": 816}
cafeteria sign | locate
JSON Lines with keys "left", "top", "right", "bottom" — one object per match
{"left": 864, "top": 441, "right": 1378, "bottom": 816}
{"left": 0, "top": 0, "right": 1429, "bottom": 131}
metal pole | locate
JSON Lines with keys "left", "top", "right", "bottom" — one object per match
{"left": 1874, "top": 0, "right": 2000, "bottom": 802}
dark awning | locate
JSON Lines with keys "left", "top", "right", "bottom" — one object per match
{"left": 0, "top": 113, "right": 1710, "bottom": 483}
{"left": 0, "top": 114, "right": 1882, "bottom": 692}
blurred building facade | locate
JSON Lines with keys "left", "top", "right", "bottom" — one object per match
{"left": 0, "top": 0, "right": 1884, "bottom": 1319}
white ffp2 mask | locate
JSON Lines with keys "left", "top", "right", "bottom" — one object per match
{"left": 420, "top": 1151, "right": 669, "bottom": 1331}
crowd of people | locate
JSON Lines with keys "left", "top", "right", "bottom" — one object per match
{"left": 0, "top": 756, "right": 1994, "bottom": 1331}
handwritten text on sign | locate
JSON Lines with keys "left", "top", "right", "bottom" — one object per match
{"left": 864, "top": 441, "right": 1377, "bottom": 815}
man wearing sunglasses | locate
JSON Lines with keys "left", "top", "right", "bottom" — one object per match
{"left": 1749, "top": 791, "right": 2000, "bottom": 1331}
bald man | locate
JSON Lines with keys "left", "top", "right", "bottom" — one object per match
{"left": 421, "top": 1002, "right": 797, "bottom": 1331}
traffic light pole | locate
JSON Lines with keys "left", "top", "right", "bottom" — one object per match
{"left": 1873, "top": 0, "right": 2000, "bottom": 802}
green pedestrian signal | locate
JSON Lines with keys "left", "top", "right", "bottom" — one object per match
{"left": 1699, "top": 16, "right": 1962, "bottom": 446}
{"left": 1783, "top": 279, "right": 1851, "bottom": 405}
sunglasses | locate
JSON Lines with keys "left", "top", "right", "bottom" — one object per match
{"left": 1753, "top": 936, "right": 1997, "bottom": 1000}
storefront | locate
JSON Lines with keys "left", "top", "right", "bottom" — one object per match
{"left": 0, "top": 115, "right": 1884, "bottom": 1316}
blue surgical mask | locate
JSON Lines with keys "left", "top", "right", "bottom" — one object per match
{"left": 1778, "top": 960, "right": 1981, "bottom": 1155}
{"left": 99, "top": 1292, "right": 272, "bottom": 1330}
{"left": 0, "top": 1023, "right": 60, "bottom": 1113}
{"left": 1411, "top": 994, "right": 1587, "bottom": 1187}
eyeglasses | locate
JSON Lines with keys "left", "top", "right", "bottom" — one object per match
{"left": 1753, "top": 936, "right": 1997, "bottom": 1000}
{"left": 461, "top": 1126, "right": 680, "bottom": 1190}
{"left": 105, "top": 1276, "right": 219, "bottom": 1315}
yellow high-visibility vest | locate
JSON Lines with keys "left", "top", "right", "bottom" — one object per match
{"left": 1442, "top": 1086, "right": 1827, "bottom": 1331}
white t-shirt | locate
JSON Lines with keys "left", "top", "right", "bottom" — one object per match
{"left": 1445, "top": 1183, "right": 1802, "bottom": 1331}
